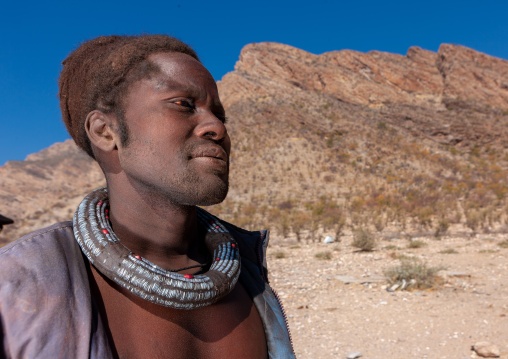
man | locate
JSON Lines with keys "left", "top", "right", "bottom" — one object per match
{"left": 0, "top": 35, "right": 295, "bottom": 358}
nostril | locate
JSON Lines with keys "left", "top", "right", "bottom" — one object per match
{"left": 202, "top": 131, "right": 225, "bottom": 144}
{"left": 203, "top": 131, "right": 218, "bottom": 138}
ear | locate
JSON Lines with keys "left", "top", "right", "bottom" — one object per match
{"left": 85, "top": 110, "right": 119, "bottom": 153}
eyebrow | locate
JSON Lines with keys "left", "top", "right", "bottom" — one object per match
{"left": 153, "top": 78, "right": 202, "bottom": 98}
{"left": 153, "top": 77, "right": 225, "bottom": 111}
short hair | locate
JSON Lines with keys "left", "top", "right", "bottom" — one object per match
{"left": 59, "top": 35, "right": 199, "bottom": 158}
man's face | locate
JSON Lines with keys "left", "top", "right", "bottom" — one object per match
{"left": 115, "top": 52, "right": 230, "bottom": 206}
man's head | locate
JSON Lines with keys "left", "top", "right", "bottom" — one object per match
{"left": 60, "top": 35, "right": 230, "bottom": 206}
{"left": 59, "top": 35, "right": 199, "bottom": 159}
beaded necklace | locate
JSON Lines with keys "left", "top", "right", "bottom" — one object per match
{"left": 73, "top": 187, "right": 240, "bottom": 310}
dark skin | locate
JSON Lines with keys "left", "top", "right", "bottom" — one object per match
{"left": 85, "top": 52, "right": 267, "bottom": 358}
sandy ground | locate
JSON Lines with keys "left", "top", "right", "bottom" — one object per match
{"left": 267, "top": 232, "right": 508, "bottom": 359}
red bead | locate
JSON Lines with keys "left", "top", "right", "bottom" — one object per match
{"left": 215, "top": 225, "right": 220, "bottom": 229}
{"left": 105, "top": 216, "right": 109, "bottom": 219}
{"left": 102, "top": 229, "right": 108, "bottom": 234}
{"left": 105, "top": 209, "right": 109, "bottom": 214}
{"left": 184, "top": 274, "right": 194, "bottom": 279}
{"left": 216, "top": 258, "right": 220, "bottom": 261}
{"left": 231, "top": 243, "right": 236, "bottom": 248}
{"left": 98, "top": 201, "right": 103, "bottom": 206}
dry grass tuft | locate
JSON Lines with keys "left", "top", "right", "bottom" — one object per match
{"left": 315, "top": 251, "right": 332, "bottom": 260}
{"left": 498, "top": 241, "right": 508, "bottom": 248}
{"left": 408, "top": 240, "right": 427, "bottom": 249}
{"left": 273, "top": 251, "right": 286, "bottom": 259}
{"left": 384, "top": 258, "right": 445, "bottom": 290}
{"left": 439, "top": 248, "right": 459, "bottom": 254}
{"left": 479, "top": 249, "right": 499, "bottom": 254}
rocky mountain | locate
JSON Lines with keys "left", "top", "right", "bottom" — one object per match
{"left": 2, "top": 43, "right": 508, "bottom": 244}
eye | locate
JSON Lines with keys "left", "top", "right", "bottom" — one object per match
{"left": 173, "top": 99, "right": 194, "bottom": 108}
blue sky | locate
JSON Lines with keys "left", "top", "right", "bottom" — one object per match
{"left": 1, "top": 0, "right": 507, "bottom": 165}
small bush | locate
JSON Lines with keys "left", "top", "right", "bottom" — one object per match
{"left": 439, "top": 248, "right": 458, "bottom": 254}
{"left": 479, "top": 249, "right": 499, "bottom": 254}
{"left": 384, "top": 245, "right": 399, "bottom": 250}
{"left": 273, "top": 251, "right": 286, "bottom": 259}
{"left": 384, "top": 258, "right": 444, "bottom": 290}
{"left": 315, "top": 251, "right": 332, "bottom": 260}
{"left": 388, "top": 252, "right": 412, "bottom": 260}
{"left": 408, "top": 240, "right": 427, "bottom": 249}
{"left": 352, "top": 228, "right": 376, "bottom": 252}
{"left": 498, "top": 241, "right": 508, "bottom": 248}
{"left": 434, "top": 219, "right": 450, "bottom": 239}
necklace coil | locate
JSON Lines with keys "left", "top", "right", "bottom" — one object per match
{"left": 73, "top": 187, "right": 241, "bottom": 310}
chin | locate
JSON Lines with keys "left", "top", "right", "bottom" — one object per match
{"left": 194, "top": 182, "right": 229, "bottom": 206}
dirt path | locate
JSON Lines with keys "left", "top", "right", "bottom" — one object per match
{"left": 267, "top": 233, "right": 508, "bottom": 358}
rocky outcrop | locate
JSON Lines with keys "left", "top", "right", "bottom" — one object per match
{"left": 437, "top": 44, "right": 508, "bottom": 108}
{"left": 220, "top": 42, "right": 508, "bottom": 110}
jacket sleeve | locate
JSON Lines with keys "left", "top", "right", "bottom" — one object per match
{"left": 0, "top": 222, "right": 110, "bottom": 359}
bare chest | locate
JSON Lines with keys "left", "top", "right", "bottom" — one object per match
{"left": 90, "top": 267, "right": 267, "bottom": 359}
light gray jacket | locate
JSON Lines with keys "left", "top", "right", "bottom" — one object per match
{"left": 0, "top": 221, "right": 295, "bottom": 358}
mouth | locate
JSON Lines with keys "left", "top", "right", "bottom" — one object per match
{"left": 189, "top": 146, "right": 228, "bottom": 163}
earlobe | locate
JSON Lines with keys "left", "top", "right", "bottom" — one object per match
{"left": 85, "top": 110, "right": 119, "bottom": 153}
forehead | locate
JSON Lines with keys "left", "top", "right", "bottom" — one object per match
{"left": 146, "top": 52, "right": 217, "bottom": 93}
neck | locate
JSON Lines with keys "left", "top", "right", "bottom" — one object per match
{"left": 106, "top": 183, "right": 208, "bottom": 270}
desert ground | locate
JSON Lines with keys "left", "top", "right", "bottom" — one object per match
{"left": 267, "top": 230, "right": 508, "bottom": 358}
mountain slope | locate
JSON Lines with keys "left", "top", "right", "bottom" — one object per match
{"left": 1, "top": 43, "right": 508, "bottom": 244}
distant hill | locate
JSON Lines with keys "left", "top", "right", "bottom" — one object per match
{"left": 2, "top": 43, "right": 508, "bottom": 244}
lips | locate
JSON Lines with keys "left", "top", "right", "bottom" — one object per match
{"left": 190, "top": 146, "right": 228, "bottom": 162}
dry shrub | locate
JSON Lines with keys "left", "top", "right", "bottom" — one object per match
{"left": 465, "top": 210, "right": 482, "bottom": 234}
{"left": 434, "top": 219, "right": 450, "bottom": 239}
{"left": 384, "top": 258, "right": 444, "bottom": 290}
{"left": 272, "top": 251, "right": 286, "bottom": 259}
{"left": 479, "top": 249, "right": 499, "bottom": 254}
{"left": 408, "top": 239, "right": 427, "bottom": 249}
{"left": 373, "top": 215, "right": 386, "bottom": 232}
{"left": 439, "top": 248, "right": 458, "bottom": 254}
{"left": 352, "top": 228, "right": 376, "bottom": 252}
{"left": 315, "top": 251, "right": 332, "bottom": 260}
{"left": 290, "top": 211, "right": 310, "bottom": 242}
{"left": 498, "top": 241, "right": 508, "bottom": 249}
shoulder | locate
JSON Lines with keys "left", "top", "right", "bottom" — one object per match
{"left": 0, "top": 222, "right": 96, "bottom": 358}
{"left": 0, "top": 221, "right": 84, "bottom": 287}
{"left": 0, "top": 221, "right": 75, "bottom": 261}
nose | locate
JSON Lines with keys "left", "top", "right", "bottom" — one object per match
{"left": 195, "top": 112, "right": 229, "bottom": 144}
